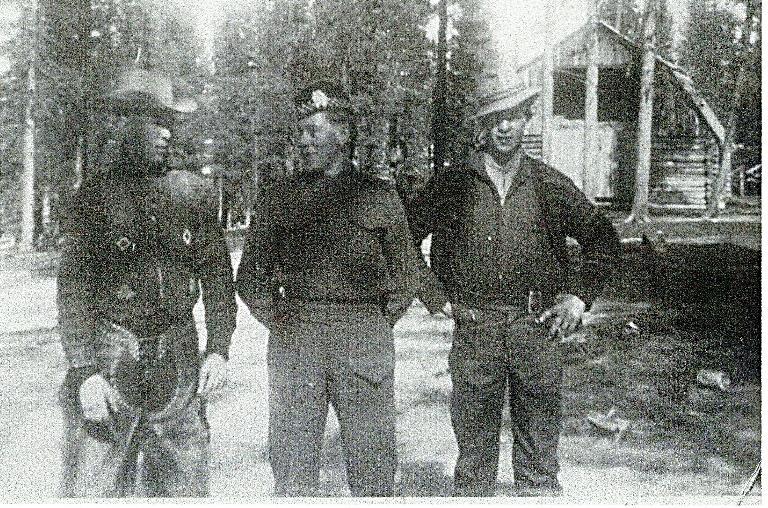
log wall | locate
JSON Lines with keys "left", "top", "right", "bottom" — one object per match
{"left": 650, "top": 137, "right": 720, "bottom": 209}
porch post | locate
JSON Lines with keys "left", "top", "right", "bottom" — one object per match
{"left": 540, "top": 0, "right": 556, "bottom": 164}
{"left": 627, "top": 0, "right": 658, "bottom": 224}
{"left": 582, "top": 0, "right": 599, "bottom": 200}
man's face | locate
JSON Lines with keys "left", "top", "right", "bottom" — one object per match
{"left": 486, "top": 110, "right": 528, "bottom": 156}
{"left": 297, "top": 111, "right": 348, "bottom": 175}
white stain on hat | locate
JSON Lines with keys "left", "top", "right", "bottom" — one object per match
{"left": 311, "top": 89, "right": 330, "bottom": 109}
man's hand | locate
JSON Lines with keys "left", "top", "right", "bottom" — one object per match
{"left": 452, "top": 304, "right": 479, "bottom": 323}
{"left": 198, "top": 353, "right": 227, "bottom": 398}
{"left": 537, "top": 294, "right": 586, "bottom": 338}
{"left": 79, "top": 374, "right": 116, "bottom": 422}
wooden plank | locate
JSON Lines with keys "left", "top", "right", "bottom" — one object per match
{"left": 651, "top": 161, "right": 709, "bottom": 170}
{"left": 654, "top": 183, "right": 709, "bottom": 190}
{"left": 657, "top": 177, "right": 709, "bottom": 185}
{"left": 653, "top": 195, "right": 708, "bottom": 202}
{"left": 583, "top": 2, "right": 599, "bottom": 200}
{"left": 654, "top": 142, "right": 710, "bottom": 149}
{"left": 655, "top": 180, "right": 709, "bottom": 187}
{"left": 648, "top": 202, "right": 707, "bottom": 210}
{"left": 652, "top": 195, "right": 708, "bottom": 203}
{"left": 657, "top": 180, "right": 709, "bottom": 187}
{"left": 653, "top": 184, "right": 708, "bottom": 191}
{"left": 651, "top": 160, "right": 710, "bottom": 166}
{"left": 656, "top": 155, "right": 710, "bottom": 164}
{"left": 656, "top": 186, "right": 709, "bottom": 192}
{"left": 654, "top": 192, "right": 708, "bottom": 199}
{"left": 656, "top": 184, "right": 709, "bottom": 190}
{"left": 652, "top": 168, "right": 708, "bottom": 176}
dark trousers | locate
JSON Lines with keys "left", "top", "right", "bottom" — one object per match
{"left": 59, "top": 321, "right": 209, "bottom": 498}
{"left": 449, "top": 311, "right": 563, "bottom": 497}
{"left": 267, "top": 302, "right": 396, "bottom": 497}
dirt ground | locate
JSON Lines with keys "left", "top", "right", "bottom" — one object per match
{"left": 0, "top": 246, "right": 761, "bottom": 502}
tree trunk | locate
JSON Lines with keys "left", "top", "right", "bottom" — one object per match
{"left": 73, "top": 135, "right": 84, "bottom": 190}
{"left": 431, "top": 0, "right": 448, "bottom": 174}
{"left": 626, "top": 0, "right": 657, "bottom": 224}
{"left": 583, "top": 0, "right": 599, "bottom": 200}
{"left": 20, "top": 0, "right": 38, "bottom": 251}
{"left": 706, "top": 0, "right": 756, "bottom": 217}
{"left": 217, "top": 172, "right": 225, "bottom": 228}
{"left": 540, "top": 0, "right": 556, "bottom": 164}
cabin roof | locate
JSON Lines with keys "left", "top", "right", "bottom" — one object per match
{"left": 511, "top": 20, "right": 725, "bottom": 144}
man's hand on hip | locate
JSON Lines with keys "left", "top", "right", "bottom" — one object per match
{"left": 537, "top": 293, "right": 586, "bottom": 338}
{"left": 79, "top": 373, "right": 117, "bottom": 421}
{"left": 198, "top": 353, "right": 227, "bottom": 398}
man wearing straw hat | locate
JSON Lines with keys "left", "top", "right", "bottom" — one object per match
{"left": 57, "top": 66, "right": 237, "bottom": 497}
{"left": 409, "top": 86, "right": 620, "bottom": 496}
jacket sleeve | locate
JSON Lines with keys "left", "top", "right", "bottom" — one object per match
{"left": 57, "top": 193, "right": 100, "bottom": 374}
{"left": 555, "top": 176, "right": 621, "bottom": 309}
{"left": 379, "top": 191, "right": 423, "bottom": 325}
{"left": 235, "top": 191, "right": 277, "bottom": 329}
{"left": 403, "top": 171, "right": 451, "bottom": 313}
{"left": 195, "top": 191, "right": 237, "bottom": 360}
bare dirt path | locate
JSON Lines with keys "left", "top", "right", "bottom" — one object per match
{"left": 0, "top": 255, "right": 760, "bottom": 502}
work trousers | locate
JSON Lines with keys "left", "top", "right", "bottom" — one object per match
{"left": 267, "top": 302, "right": 396, "bottom": 497}
{"left": 59, "top": 322, "right": 209, "bottom": 498}
{"left": 449, "top": 309, "right": 563, "bottom": 497}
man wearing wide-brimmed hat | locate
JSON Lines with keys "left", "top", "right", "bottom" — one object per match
{"left": 408, "top": 83, "right": 620, "bottom": 496}
{"left": 57, "top": 66, "right": 237, "bottom": 497}
{"left": 237, "top": 79, "right": 423, "bottom": 497}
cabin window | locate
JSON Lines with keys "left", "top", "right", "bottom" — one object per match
{"left": 553, "top": 68, "right": 585, "bottom": 119}
{"left": 553, "top": 67, "right": 640, "bottom": 121}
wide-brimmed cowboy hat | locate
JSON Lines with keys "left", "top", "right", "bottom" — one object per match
{"left": 471, "top": 85, "right": 538, "bottom": 121}
{"left": 104, "top": 321, "right": 199, "bottom": 423}
{"left": 103, "top": 66, "right": 198, "bottom": 117}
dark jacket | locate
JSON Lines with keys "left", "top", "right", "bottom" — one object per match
{"left": 408, "top": 152, "right": 620, "bottom": 311}
{"left": 236, "top": 169, "right": 422, "bottom": 327}
{"left": 57, "top": 169, "right": 237, "bottom": 374}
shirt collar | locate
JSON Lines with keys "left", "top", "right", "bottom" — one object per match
{"left": 474, "top": 150, "right": 532, "bottom": 188}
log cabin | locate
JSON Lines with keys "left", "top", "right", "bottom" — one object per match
{"left": 481, "top": 20, "right": 726, "bottom": 213}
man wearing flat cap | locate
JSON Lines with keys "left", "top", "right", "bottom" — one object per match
{"left": 237, "top": 80, "right": 422, "bottom": 496}
{"left": 408, "top": 88, "right": 620, "bottom": 496}
{"left": 57, "top": 66, "right": 237, "bottom": 497}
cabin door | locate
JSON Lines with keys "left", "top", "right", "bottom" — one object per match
{"left": 549, "top": 119, "right": 619, "bottom": 201}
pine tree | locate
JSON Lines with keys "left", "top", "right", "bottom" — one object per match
{"left": 444, "top": 0, "right": 495, "bottom": 167}
{"left": 2, "top": 0, "right": 203, "bottom": 248}
{"left": 681, "top": 0, "right": 761, "bottom": 205}
{"left": 600, "top": 0, "right": 674, "bottom": 60}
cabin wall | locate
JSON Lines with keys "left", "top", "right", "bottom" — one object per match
{"left": 516, "top": 25, "right": 726, "bottom": 212}
{"left": 649, "top": 66, "right": 726, "bottom": 209}
{"left": 525, "top": 116, "right": 723, "bottom": 210}
{"left": 526, "top": 112, "right": 621, "bottom": 201}
{"left": 650, "top": 137, "right": 722, "bottom": 209}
